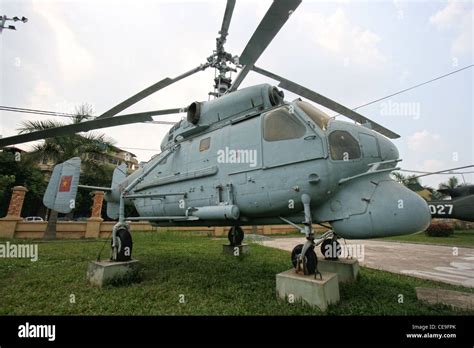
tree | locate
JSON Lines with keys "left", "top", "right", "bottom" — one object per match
{"left": 17, "top": 103, "right": 115, "bottom": 239}
{"left": 391, "top": 172, "right": 420, "bottom": 186}
{"left": 438, "top": 176, "right": 459, "bottom": 190}
{"left": 0, "top": 169, "right": 16, "bottom": 215}
{"left": 391, "top": 171, "right": 441, "bottom": 200}
{"left": 0, "top": 150, "right": 47, "bottom": 217}
{"left": 391, "top": 171, "right": 406, "bottom": 184}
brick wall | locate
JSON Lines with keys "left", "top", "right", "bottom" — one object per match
{"left": 6, "top": 186, "right": 28, "bottom": 217}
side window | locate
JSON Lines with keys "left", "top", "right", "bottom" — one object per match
{"left": 199, "top": 137, "right": 211, "bottom": 152}
{"left": 263, "top": 106, "right": 306, "bottom": 141}
{"left": 359, "top": 133, "right": 380, "bottom": 158}
{"left": 329, "top": 130, "right": 361, "bottom": 160}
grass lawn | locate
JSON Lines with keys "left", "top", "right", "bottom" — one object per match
{"left": 0, "top": 231, "right": 473, "bottom": 316}
{"left": 381, "top": 229, "right": 474, "bottom": 248}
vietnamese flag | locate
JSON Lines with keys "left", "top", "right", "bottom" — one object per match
{"left": 59, "top": 175, "right": 73, "bottom": 192}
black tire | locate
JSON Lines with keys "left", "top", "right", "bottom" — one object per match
{"left": 228, "top": 226, "right": 244, "bottom": 246}
{"left": 320, "top": 239, "right": 342, "bottom": 260}
{"left": 112, "top": 227, "right": 133, "bottom": 261}
{"left": 291, "top": 244, "right": 317, "bottom": 275}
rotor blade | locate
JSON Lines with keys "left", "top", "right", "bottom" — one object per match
{"left": 96, "top": 64, "right": 208, "bottom": 119}
{"left": 219, "top": 0, "right": 236, "bottom": 43}
{"left": 252, "top": 66, "right": 400, "bottom": 139}
{"left": 0, "top": 108, "right": 185, "bottom": 147}
{"left": 229, "top": 0, "right": 301, "bottom": 91}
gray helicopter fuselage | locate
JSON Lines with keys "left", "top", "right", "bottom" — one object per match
{"left": 107, "top": 84, "right": 430, "bottom": 239}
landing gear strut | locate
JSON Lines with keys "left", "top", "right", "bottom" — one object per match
{"left": 280, "top": 194, "right": 345, "bottom": 276}
{"left": 280, "top": 194, "right": 322, "bottom": 278}
{"left": 228, "top": 226, "right": 244, "bottom": 246}
{"left": 111, "top": 224, "right": 133, "bottom": 261}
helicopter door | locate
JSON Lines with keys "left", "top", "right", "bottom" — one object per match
{"left": 262, "top": 105, "right": 324, "bottom": 167}
{"left": 171, "top": 143, "right": 187, "bottom": 175}
{"left": 227, "top": 115, "right": 262, "bottom": 171}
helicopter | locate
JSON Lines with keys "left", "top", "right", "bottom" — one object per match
{"left": 0, "top": 0, "right": 431, "bottom": 275}
{"left": 402, "top": 171, "right": 474, "bottom": 223}
{"left": 428, "top": 186, "right": 474, "bottom": 222}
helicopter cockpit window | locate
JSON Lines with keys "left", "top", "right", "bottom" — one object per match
{"left": 199, "top": 137, "right": 211, "bottom": 152}
{"left": 263, "top": 106, "right": 306, "bottom": 141}
{"left": 295, "top": 100, "right": 330, "bottom": 130}
{"left": 329, "top": 130, "right": 361, "bottom": 160}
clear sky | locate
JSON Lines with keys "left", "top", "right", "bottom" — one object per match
{"left": 1, "top": 0, "right": 472, "bottom": 188}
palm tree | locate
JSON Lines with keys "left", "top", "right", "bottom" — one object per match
{"left": 391, "top": 172, "right": 420, "bottom": 186}
{"left": 391, "top": 171, "right": 406, "bottom": 184}
{"left": 438, "top": 176, "right": 459, "bottom": 190}
{"left": 405, "top": 174, "right": 421, "bottom": 186}
{"left": 18, "top": 104, "right": 115, "bottom": 240}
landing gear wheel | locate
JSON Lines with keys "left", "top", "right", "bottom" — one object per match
{"left": 228, "top": 226, "right": 244, "bottom": 246}
{"left": 321, "top": 239, "right": 341, "bottom": 260}
{"left": 291, "top": 244, "right": 317, "bottom": 275}
{"left": 112, "top": 227, "right": 133, "bottom": 261}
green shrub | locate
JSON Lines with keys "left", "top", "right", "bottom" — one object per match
{"left": 425, "top": 222, "right": 454, "bottom": 237}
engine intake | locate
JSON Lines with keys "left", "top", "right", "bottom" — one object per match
{"left": 187, "top": 101, "right": 201, "bottom": 125}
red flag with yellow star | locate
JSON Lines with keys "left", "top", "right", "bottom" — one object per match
{"left": 58, "top": 175, "right": 72, "bottom": 192}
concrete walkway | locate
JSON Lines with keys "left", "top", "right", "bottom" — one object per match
{"left": 257, "top": 237, "right": 474, "bottom": 288}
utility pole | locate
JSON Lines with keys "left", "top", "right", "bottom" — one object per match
{"left": 0, "top": 15, "right": 28, "bottom": 34}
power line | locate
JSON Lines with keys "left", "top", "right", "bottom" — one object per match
{"left": 332, "top": 64, "right": 474, "bottom": 117}
{"left": 400, "top": 169, "right": 474, "bottom": 175}
{"left": 0, "top": 106, "right": 178, "bottom": 127}
{"left": 399, "top": 165, "right": 474, "bottom": 179}
{"left": 0, "top": 106, "right": 78, "bottom": 118}
{"left": 0, "top": 105, "right": 174, "bottom": 153}
{"left": 118, "top": 146, "right": 161, "bottom": 151}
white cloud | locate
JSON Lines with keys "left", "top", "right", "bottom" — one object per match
{"left": 429, "top": 0, "right": 473, "bottom": 56}
{"left": 430, "top": 0, "right": 465, "bottom": 28}
{"left": 31, "top": 0, "right": 95, "bottom": 82}
{"left": 452, "top": 26, "right": 473, "bottom": 56}
{"left": 418, "top": 159, "right": 445, "bottom": 172}
{"left": 398, "top": 69, "right": 411, "bottom": 84}
{"left": 298, "top": 8, "right": 387, "bottom": 67}
{"left": 393, "top": 0, "right": 403, "bottom": 10}
{"left": 407, "top": 130, "right": 441, "bottom": 152}
{"left": 28, "top": 81, "right": 56, "bottom": 110}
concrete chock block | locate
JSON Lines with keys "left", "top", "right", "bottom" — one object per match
{"left": 317, "top": 258, "right": 360, "bottom": 284}
{"left": 87, "top": 260, "right": 141, "bottom": 288}
{"left": 222, "top": 244, "right": 249, "bottom": 256}
{"left": 276, "top": 269, "right": 340, "bottom": 311}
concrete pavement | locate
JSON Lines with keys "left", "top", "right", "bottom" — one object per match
{"left": 257, "top": 237, "right": 474, "bottom": 288}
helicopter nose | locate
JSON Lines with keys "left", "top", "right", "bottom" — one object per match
{"left": 378, "top": 135, "right": 399, "bottom": 161}
{"left": 331, "top": 179, "right": 431, "bottom": 238}
{"left": 369, "top": 181, "right": 431, "bottom": 236}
